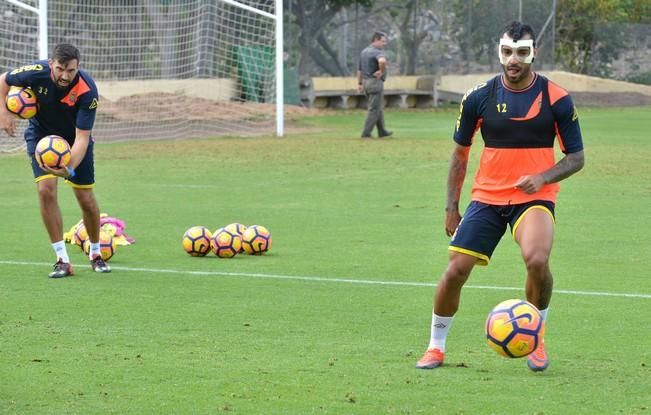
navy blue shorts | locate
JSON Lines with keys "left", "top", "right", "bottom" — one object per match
{"left": 449, "top": 200, "right": 555, "bottom": 265}
{"left": 25, "top": 127, "right": 95, "bottom": 188}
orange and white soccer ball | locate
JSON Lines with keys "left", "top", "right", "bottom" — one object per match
{"left": 73, "top": 224, "right": 89, "bottom": 248}
{"left": 485, "top": 299, "right": 544, "bottom": 358}
{"left": 35, "top": 135, "right": 71, "bottom": 169}
{"left": 5, "top": 85, "right": 38, "bottom": 119}
{"left": 182, "top": 226, "right": 212, "bottom": 257}
{"left": 211, "top": 227, "right": 242, "bottom": 258}
{"left": 82, "top": 230, "right": 117, "bottom": 261}
{"left": 224, "top": 222, "right": 247, "bottom": 253}
{"left": 241, "top": 225, "right": 272, "bottom": 255}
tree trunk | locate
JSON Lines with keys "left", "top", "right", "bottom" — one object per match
{"left": 144, "top": 0, "right": 177, "bottom": 78}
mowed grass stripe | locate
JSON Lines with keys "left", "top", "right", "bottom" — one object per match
{"left": 2, "top": 259, "right": 650, "bottom": 299}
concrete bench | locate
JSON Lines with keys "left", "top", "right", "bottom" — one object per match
{"left": 384, "top": 76, "right": 437, "bottom": 108}
{"left": 301, "top": 76, "right": 441, "bottom": 109}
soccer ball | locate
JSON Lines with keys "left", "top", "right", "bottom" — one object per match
{"left": 224, "top": 222, "right": 247, "bottom": 235}
{"left": 35, "top": 135, "right": 71, "bottom": 169}
{"left": 211, "top": 227, "right": 242, "bottom": 258}
{"left": 182, "top": 226, "right": 212, "bottom": 257}
{"left": 224, "top": 222, "right": 247, "bottom": 253}
{"left": 101, "top": 222, "right": 119, "bottom": 237}
{"left": 241, "top": 225, "right": 272, "bottom": 255}
{"left": 82, "top": 231, "right": 117, "bottom": 261}
{"left": 485, "top": 299, "right": 544, "bottom": 358}
{"left": 73, "top": 224, "right": 89, "bottom": 248}
{"left": 5, "top": 85, "right": 38, "bottom": 119}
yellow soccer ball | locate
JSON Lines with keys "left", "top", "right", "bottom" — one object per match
{"left": 211, "top": 227, "right": 242, "bottom": 258}
{"left": 35, "top": 135, "right": 71, "bottom": 169}
{"left": 241, "top": 225, "right": 272, "bottom": 255}
{"left": 182, "top": 226, "right": 212, "bottom": 257}
{"left": 5, "top": 85, "right": 38, "bottom": 119}
{"left": 485, "top": 299, "right": 545, "bottom": 358}
{"left": 82, "top": 231, "right": 117, "bottom": 261}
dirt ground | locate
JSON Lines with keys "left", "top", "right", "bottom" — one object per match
{"left": 99, "top": 93, "right": 317, "bottom": 123}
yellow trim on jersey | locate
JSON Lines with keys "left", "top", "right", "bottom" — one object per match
{"left": 448, "top": 246, "right": 489, "bottom": 266}
{"left": 456, "top": 81, "right": 488, "bottom": 133}
{"left": 511, "top": 205, "right": 555, "bottom": 238}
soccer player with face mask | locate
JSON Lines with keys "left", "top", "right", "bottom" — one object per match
{"left": 0, "top": 43, "right": 110, "bottom": 278}
{"left": 416, "top": 21, "right": 585, "bottom": 372}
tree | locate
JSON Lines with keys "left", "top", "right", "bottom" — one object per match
{"left": 143, "top": 0, "right": 178, "bottom": 78}
{"left": 555, "top": 0, "right": 651, "bottom": 76}
{"left": 371, "top": 0, "right": 440, "bottom": 75}
{"left": 285, "top": 0, "right": 372, "bottom": 76}
{"left": 448, "top": 0, "right": 551, "bottom": 73}
{"left": 555, "top": 0, "right": 624, "bottom": 75}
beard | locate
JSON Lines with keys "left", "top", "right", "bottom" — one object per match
{"left": 53, "top": 77, "right": 71, "bottom": 90}
{"left": 502, "top": 63, "right": 532, "bottom": 86}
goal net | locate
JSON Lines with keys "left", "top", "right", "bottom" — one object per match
{"left": 0, "top": 0, "right": 281, "bottom": 153}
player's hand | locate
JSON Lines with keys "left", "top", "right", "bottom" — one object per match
{"left": 0, "top": 111, "right": 16, "bottom": 136}
{"left": 444, "top": 209, "right": 462, "bottom": 237}
{"left": 356, "top": 84, "right": 363, "bottom": 93}
{"left": 41, "top": 164, "right": 74, "bottom": 179}
{"left": 515, "top": 175, "right": 545, "bottom": 194}
{"left": 373, "top": 70, "right": 382, "bottom": 79}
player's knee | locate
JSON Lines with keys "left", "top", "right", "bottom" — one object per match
{"left": 77, "top": 193, "right": 98, "bottom": 213}
{"left": 37, "top": 186, "right": 56, "bottom": 205}
{"left": 524, "top": 251, "right": 550, "bottom": 275}
{"left": 443, "top": 261, "right": 472, "bottom": 286}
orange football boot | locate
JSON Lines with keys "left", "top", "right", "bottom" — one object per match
{"left": 527, "top": 340, "right": 549, "bottom": 372}
{"left": 416, "top": 348, "right": 445, "bottom": 369}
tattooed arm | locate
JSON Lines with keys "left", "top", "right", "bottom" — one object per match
{"left": 515, "top": 150, "right": 585, "bottom": 195}
{"left": 542, "top": 150, "right": 585, "bottom": 183}
{"left": 445, "top": 144, "right": 471, "bottom": 236}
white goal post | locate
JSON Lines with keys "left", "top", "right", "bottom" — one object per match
{"left": 1, "top": 0, "right": 284, "bottom": 153}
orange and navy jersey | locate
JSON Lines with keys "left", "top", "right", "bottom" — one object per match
{"left": 453, "top": 73, "right": 583, "bottom": 205}
{"left": 4, "top": 60, "right": 98, "bottom": 143}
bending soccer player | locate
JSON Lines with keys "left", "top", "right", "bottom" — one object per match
{"left": 0, "top": 43, "right": 111, "bottom": 277}
{"left": 416, "top": 21, "right": 584, "bottom": 372}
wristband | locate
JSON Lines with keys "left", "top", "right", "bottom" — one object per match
{"left": 66, "top": 166, "right": 75, "bottom": 178}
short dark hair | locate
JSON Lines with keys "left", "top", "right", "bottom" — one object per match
{"left": 502, "top": 21, "right": 536, "bottom": 47}
{"left": 372, "top": 31, "right": 387, "bottom": 42}
{"left": 52, "top": 43, "right": 80, "bottom": 64}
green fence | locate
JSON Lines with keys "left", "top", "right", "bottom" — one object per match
{"left": 232, "top": 46, "right": 300, "bottom": 105}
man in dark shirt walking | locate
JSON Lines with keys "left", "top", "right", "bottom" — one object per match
{"left": 357, "top": 31, "right": 392, "bottom": 138}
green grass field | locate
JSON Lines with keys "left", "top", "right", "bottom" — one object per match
{"left": 1, "top": 106, "right": 650, "bottom": 414}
